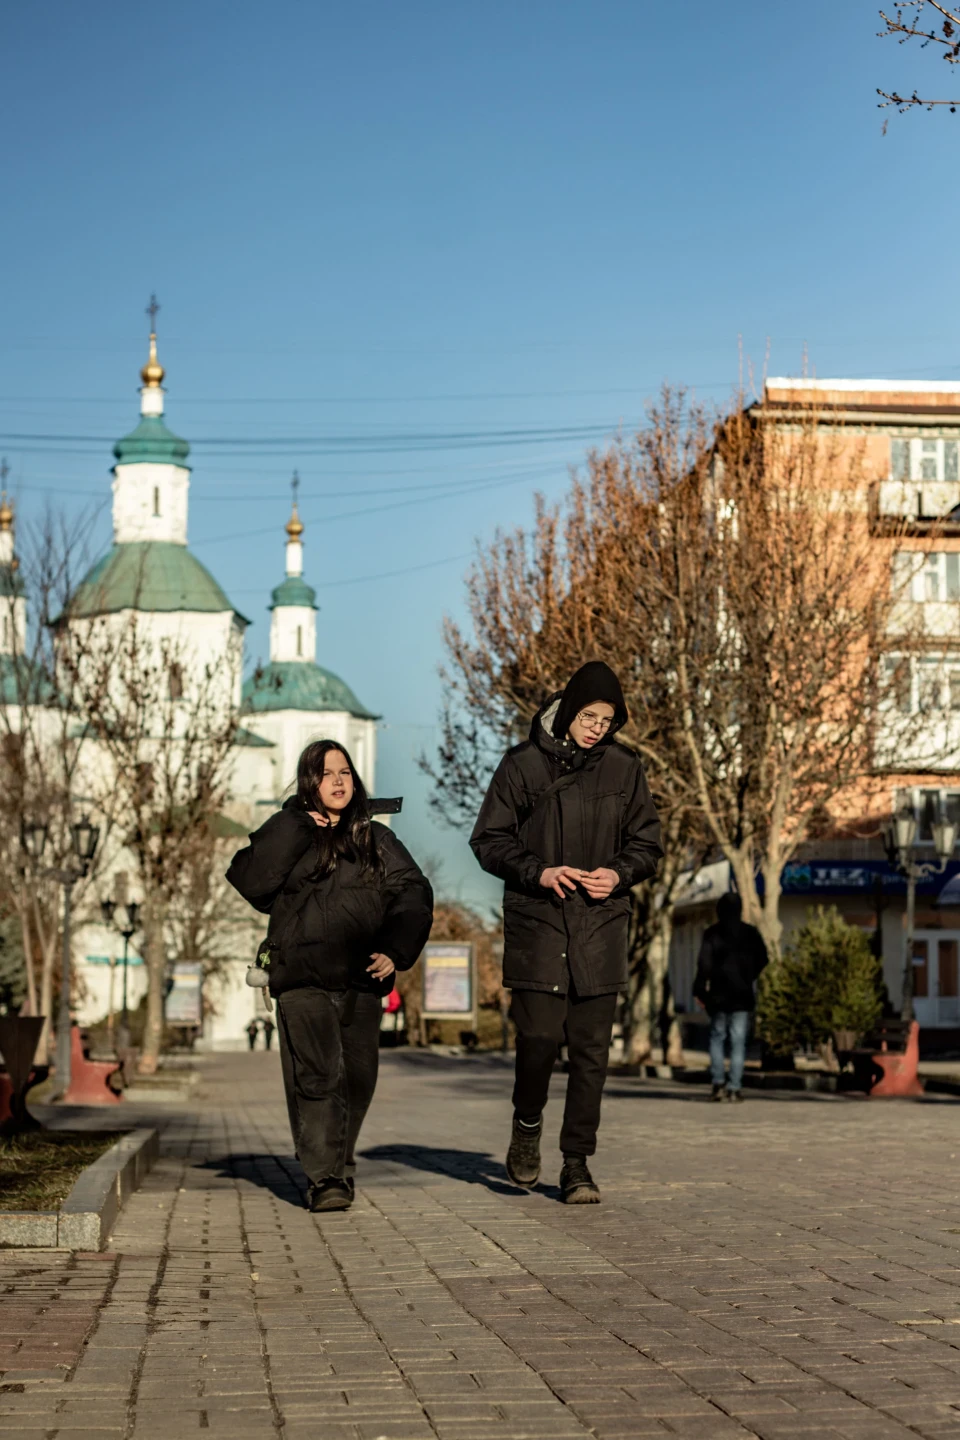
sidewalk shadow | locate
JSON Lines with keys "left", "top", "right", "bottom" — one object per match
{"left": 198, "top": 1152, "right": 307, "bottom": 1207}
{"left": 361, "top": 1143, "right": 529, "bottom": 1197}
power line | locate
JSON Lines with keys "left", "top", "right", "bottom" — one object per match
{"left": 229, "top": 549, "right": 473, "bottom": 594}
{"left": 195, "top": 466, "right": 561, "bottom": 547}
{"left": 0, "top": 419, "right": 620, "bottom": 453}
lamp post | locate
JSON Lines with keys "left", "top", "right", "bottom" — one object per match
{"left": 885, "top": 804, "right": 959, "bottom": 1022}
{"left": 100, "top": 897, "right": 140, "bottom": 1049}
{"left": 21, "top": 815, "right": 101, "bottom": 1100}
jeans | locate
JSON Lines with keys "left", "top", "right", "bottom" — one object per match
{"left": 709, "top": 1010, "right": 750, "bottom": 1091}
{"left": 510, "top": 986, "right": 618, "bottom": 1156}
{"left": 276, "top": 987, "right": 381, "bottom": 1183}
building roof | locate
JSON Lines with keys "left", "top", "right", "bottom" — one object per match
{"left": 113, "top": 415, "right": 191, "bottom": 468}
{"left": 66, "top": 541, "right": 250, "bottom": 622}
{"left": 269, "top": 575, "right": 318, "bottom": 611}
{"left": 241, "top": 660, "right": 377, "bottom": 719}
{"left": 234, "top": 725, "right": 275, "bottom": 748}
{"left": 761, "top": 378, "right": 960, "bottom": 419}
{"left": 0, "top": 654, "right": 58, "bottom": 706}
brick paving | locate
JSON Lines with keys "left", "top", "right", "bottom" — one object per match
{"left": 3, "top": 1052, "right": 960, "bottom": 1438}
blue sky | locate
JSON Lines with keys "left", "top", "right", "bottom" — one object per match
{"left": 1, "top": 1, "right": 958, "bottom": 906}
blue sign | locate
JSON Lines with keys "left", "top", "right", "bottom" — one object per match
{"left": 774, "top": 858, "right": 960, "bottom": 901}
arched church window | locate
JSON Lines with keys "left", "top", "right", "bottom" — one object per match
{"left": 168, "top": 662, "right": 184, "bottom": 700}
{"left": 153, "top": 487, "right": 160, "bottom": 517}
{"left": 296, "top": 625, "right": 302, "bottom": 657}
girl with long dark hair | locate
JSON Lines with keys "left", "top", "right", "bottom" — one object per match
{"left": 227, "top": 739, "right": 433, "bottom": 1211}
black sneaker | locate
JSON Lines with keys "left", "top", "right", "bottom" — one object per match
{"left": 560, "top": 1155, "right": 601, "bottom": 1204}
{"left": 727, "top": 1089, "right": 744, "bottom": 1103}
{"left": 711, "top": 1083, "right": 727, "bottom": 1102}
{"left": 308, "top": 1178, "right": 353, "bottom": 1212}
{"left": 506, "top": 1115, "right": 542, "bottom": 1188}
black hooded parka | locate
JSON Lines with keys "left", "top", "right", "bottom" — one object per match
{"left": 692, "top": 894, "right": 768, "bottom": 1015}
{"left": 226, "top": 797, "right": 434, "bottom": 998}
{"left": 470, "top": 674, "right": 663, "bottom": 997}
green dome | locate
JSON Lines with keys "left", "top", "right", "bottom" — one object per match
{"left": 67, "top": 542, "right": 249, "bottom": 622}
{"left": 113, "top": 416, "right": 191, "bottom": 468}
{"left": 269, "top": 575, "right": 318, "bottom": 610}
{"left": 242, "top": 661, "right": 377, "bottom": 719}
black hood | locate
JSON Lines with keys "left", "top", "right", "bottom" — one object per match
{"left": 552, "top": 661, "right": 628, "bottom": 743}
{"left": 717, "top": 892, "right": 742, "bottom": 939}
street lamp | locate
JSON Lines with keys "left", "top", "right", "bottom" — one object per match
{"left": 21, "top": 814, "right": 101, "bottom": 1100}
{"left": 885, "top": 802, "right": 958, "bottom": 1021}
{"left": 100, "top": 898, "right": 140, "bottom": 1048}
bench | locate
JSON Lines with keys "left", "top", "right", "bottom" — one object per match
{"left": 850, "top": 1017, "right": 923, "bottom": 1097}
{"left": 62, "top": 1024, "right": 123, "bottom": 1104}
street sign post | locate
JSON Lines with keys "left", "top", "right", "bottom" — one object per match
{"left": 421, "top": 942, "right": 476, "bottom": 1031}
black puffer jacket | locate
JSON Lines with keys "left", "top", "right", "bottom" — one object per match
{"left": 470, "top": 694, "right": 663, "bottom": 997}
{"left": 693, "top": 895, "right": 768, "bottom": 1015}
{"left": 226, "top": 798, "right": 434, "bottom": 997}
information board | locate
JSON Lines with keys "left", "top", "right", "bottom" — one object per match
{"left": 421, "top": 942, "right": 474, "bottom": 1020}
{"left": 165, "top": 961, "right": 203, "bottom": 1025}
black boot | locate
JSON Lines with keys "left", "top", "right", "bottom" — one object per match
{"left": 560, "top": 1154, "right": 601, "bottom": 1204}
{"left": 506, "top": 1114, "right": 542, "bottom": 1188}
{"left": 308, "top": 1178, "right": 353, "bottom": 1212}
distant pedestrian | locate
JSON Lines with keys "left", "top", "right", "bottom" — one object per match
{"left": 262, "top": 1016, "right": 275, "bottom": 1051}
{"left": 246, "top": 1018, "right": 260, "bottom": 1052}
{"left": 227, "top": 739, "right": 433, "bottom": 1212}
{"left": 693, "top": 894, "right": 768, "bottom": 1102}
{"left": 471, "top": 661, "right": 662, "bottom": 1203}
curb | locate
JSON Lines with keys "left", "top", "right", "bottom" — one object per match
{"left": 0, "top": 1127, "right": 158, "bottom": 1250}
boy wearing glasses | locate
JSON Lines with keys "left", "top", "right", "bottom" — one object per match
{"left": 471, "top": 661, "right": 662, "bottom": 1202}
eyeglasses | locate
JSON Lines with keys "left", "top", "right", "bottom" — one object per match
{"left": 577, "top": 710, "right": 613, "bottom": 734}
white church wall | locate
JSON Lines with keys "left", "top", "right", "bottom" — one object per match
{"left": 270, "top": 603, "right": 316, "bottom": 663}
{"left": 112, "top": 462, "right": 191, "bottom": 546}
{"left": 66, "top": 608, "right": 241, "bottom": 721}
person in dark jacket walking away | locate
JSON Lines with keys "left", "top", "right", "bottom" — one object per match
{"left": 227, "top": 740, "right": 433, "bottom": 1212}
{"left": 693, "top": 893, "right": 768, "bottom": 1102}
{"left": 471, "top": 661, "right": 662, "bottom": 1203}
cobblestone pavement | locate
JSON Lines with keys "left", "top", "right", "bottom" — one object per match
{"left": 3, "top": 1052, "right": 960, "bottom": 1438}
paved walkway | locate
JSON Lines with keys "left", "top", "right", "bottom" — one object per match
{"left": 3, "top": 1052, "right": 960, "bottom": 1438}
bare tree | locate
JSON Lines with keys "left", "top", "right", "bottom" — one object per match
{"left": 878, "top": 2, "right": 960, "bottom": 112}
{"left": 60, "top": 610, "right": 240, "bottom": 1074}
{"left": 0, "top": 502, "right": 103, "bottom": 1060}
{"left": 425, "top": 388, "right": 923, "bottom": 1061}
{"left": 422, "top": 450, "right": 705, "bottom": 1064}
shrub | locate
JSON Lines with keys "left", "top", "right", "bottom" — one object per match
{"left": 756, "top": 906, "right": 883, "bottom": 1054}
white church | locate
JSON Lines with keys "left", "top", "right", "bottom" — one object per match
{"left": 26, "top": 328, "right": 379, "bottom": 1047}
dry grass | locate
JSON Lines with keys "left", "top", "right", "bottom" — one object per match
{"left": 0, "top": 1131, "right": 123, "bottom": 1211}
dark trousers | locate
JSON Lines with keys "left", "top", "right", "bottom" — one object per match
{"left": 510, "top": 986, "right": 618, "bottom": 1157}
{"left": 276, "top": 987, "right": 381, "bottom": 1184}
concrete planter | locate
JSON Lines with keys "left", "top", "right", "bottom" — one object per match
{"left": 0, "top": 1127, "right": 158, "bottom": 1250}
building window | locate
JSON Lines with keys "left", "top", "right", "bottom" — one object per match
{"left": 893, "top": 550, "right": 960, "bottom": 601}
{"left": 885, "top": 653, "right": 960, "bottom": 713}
{"left": 296, "top": 625, "right": 302, "bottom": 657}
{"left": 890, "top": 437, "right": 960, "bottom": 483}
{"left": 900, "top": 787, "right": 960, "bottom": 843}
{"left": 168, "top": 662, "right": 184, "bottom": 700}
{"left": 153, "top": 487, "right": 160, "bottom": 517}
